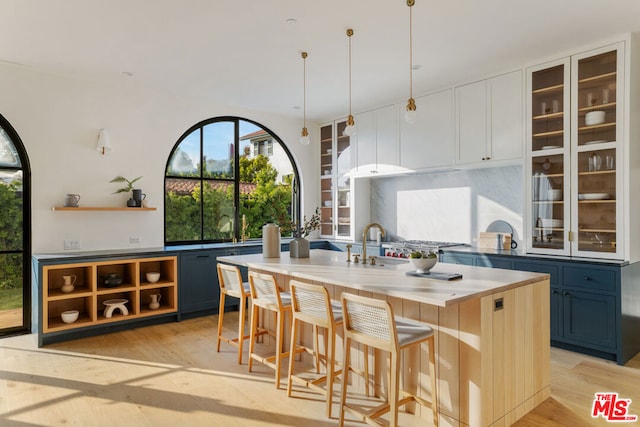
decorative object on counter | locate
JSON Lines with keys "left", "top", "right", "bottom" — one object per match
{"left": 63, "top": 193, "right": 80, "bottom": 207}
{"left": 299, "top": 51, "right": 310, "bottom": 145}
{"left": 408, "top": 250, "right": 437, "bottom": 273}
{"left": 61, "top": 274, "right": 77, "bottom": 293}
{"left": 103, "top": 299, "right": 129, "bottom": 318}
{"left": 149, "top": 293, "right": 161, "bottom": 310}
{"left": 96, "top": 128, "right": 112, "bottom": 155}
{"left": 102, "top": 272, "right": 123, "bottom": 288}
{"left": 61, "top": 310, "right": 79, "bottom": 324}
{"left": 109, "top": 175, "right": 144, "bottom": 207}
{"left": 405, "top": 0, "right": 417, "bottom": 124}
{"left": 146, "top": 272, "right": 160, "bottom": 283}
{"left": 343, "top": 29, "right": 356, "bottom": 137}
{"left": 262, "top": 223, "right": 281, "bottom": 258}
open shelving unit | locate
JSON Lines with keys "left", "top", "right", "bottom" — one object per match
{"left": 42, "top": 256, "right": 177, "bottom": 333}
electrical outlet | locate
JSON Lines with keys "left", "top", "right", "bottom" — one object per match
{"left": 64, "top": 240, "right": 81, "bottom": 250}
{"left": 130, "top": 236, "right": 141, "bottom": 244}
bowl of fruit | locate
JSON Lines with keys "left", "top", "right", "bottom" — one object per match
{"left": 408, "top": 250, "right": 437, "bottom": 273}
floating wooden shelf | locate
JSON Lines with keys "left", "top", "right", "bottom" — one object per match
{"left": 52, "top": 206, "right": 157, "bottom": 211}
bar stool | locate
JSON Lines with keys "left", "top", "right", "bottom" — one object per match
{"left": 287, "top": 280, "right": 343, "bottom": 417}
{"left": 248, "top": 271, "right": 299, "bottom": 389}
{"left": 339, "top": 292, "right": 438, "bottom": 427}
{"left": 216, "top": 263, "right": 251, "bottom": 364}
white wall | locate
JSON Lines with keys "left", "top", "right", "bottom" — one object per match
{"left": 0, "top": 63, "right": 318, "bottom": 253}
{"left": 370, "top": 165, "right": 523, "bottom": 246}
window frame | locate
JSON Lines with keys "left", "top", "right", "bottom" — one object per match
{"left": 0, "top": 113, "right": 32, "bottom": 337}
{"left": 164, "top": 116, "right": 300, "bottom": 246}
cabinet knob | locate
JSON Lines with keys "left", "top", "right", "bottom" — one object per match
{"left": 551, "top": 290, "right": 559, "bottom": 294}
{"left": 562, "top": 291, "right": 569, "bottom": 296}
{"left": 584, "top": 276, "right": 592, "bottom": 281}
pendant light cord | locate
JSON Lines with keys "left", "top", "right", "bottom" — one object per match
{"left": 409, "top": 2, "right": 413, "bottom": 100}
{"left": 347, "top": 29, "right": 353, "bottom": 119}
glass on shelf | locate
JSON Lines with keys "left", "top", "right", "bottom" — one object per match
{"left": 577, "top": 50, "right": 617, "bottom": 147}
{"left": 532, "top": 64, "right": 565, "bottom": 152}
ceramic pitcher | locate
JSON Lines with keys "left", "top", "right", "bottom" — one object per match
{"left": 149, "top": 293, "right": 161, "bottom": 310}
{"left": 61, "top": 274, "right": 77, "bottom": 293}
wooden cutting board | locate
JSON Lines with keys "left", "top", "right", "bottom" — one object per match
{"left": 478, "top": 232, "right": 511, "bottom": 250}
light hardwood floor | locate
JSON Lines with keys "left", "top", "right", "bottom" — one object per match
{"left": 0, "top": 313, "right": 638, "bottom": 426}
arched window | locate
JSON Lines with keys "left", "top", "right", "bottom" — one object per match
{"left": 0, "top": 114, "right": 31, "bottom": 337}
{"left": 165, "top": 117, "right": 300, "bottom": 245}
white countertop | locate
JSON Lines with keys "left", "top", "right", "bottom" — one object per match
{"left": 217, "top": 249, "right": 549, "bottom": 307}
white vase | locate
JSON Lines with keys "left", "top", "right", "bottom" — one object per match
{"left": 290, "top": 237, "right": 310, "bottom": 258}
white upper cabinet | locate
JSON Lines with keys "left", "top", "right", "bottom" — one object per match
{"left": 399, "top": 89, "right": 453, "bottom": 171}
{"left": 354, "top": 104, "right": 399, "bottom": 176}
{"left": 455, "top": 70, "right": 523, "bottom": 166}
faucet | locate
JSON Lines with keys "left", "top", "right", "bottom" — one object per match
{"left": 361, "top": 222, "right": 385, "bottom": 265}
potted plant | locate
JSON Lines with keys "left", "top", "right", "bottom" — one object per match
{"left": 110, "top": 175, "right": 144, "bottom": 207}
{"left": 290, "top": 208, "right": 320, "bottom": 258}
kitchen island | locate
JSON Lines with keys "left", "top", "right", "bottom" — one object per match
{"left": 218, "top": 249, "right": 550, "bottom": 427}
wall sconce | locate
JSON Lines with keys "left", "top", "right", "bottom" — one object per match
{"left": 96, "top": 129, "right": 112, "bottom": 155}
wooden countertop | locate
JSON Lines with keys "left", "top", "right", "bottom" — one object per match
{"left": 217, "top": 249, "right": 549, "bottom": 307}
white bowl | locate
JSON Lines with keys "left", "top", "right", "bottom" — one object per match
{"left": 548, "top": 189, "right": 563, "bottom": 201}
{"left": 409, "top": 256, "right": 437, "bottom": 273}
{"left": 146, "top": 272, "right": 161, "bottom": 283}
{"left": 61, "top": 310, "right": 79, "bottom": 324}
{"left": 585, "top": 111, "right": 605, "bottom": 126}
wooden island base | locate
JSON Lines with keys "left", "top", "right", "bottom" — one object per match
{"left": 219, "top": 250, "right": 550, "bottom": 426}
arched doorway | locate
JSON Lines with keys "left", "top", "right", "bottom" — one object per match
{"left": 0, "top": 114, "right": 31, "bottom": 337}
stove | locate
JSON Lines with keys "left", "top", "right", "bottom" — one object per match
{"left": 382, "top": 240, "right": 468, "bottom": 258}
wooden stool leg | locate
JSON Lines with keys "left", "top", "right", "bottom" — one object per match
{"left": 216, "top": 293, "right": 225, "bottom": 352}
{"left": 363, "top": 344, "right": 370, "bottom": 397}
{"left": 248, "top": 302, "right": 259, "bottom": 372}
{"left": 236, "top": 295, "right": 246, "bottom": 364}
{"left": 314, "top": 324, "right": 320, "bottom": 374}
{"left": 390, "top": 352, "right": 400, "bottom": 427}
{"left": 428, "top": 337, "right": 439, "bottom": 426}
{"left": 274, "top": 310, "right": 285, "bottom": 388}
{"left": 326, "top": 325, "right": 336, "bottom": 418}
{"left": 287, "top": 317, "right": 299, "bottom": 397}
{"left": 339, "top": 336, "right": 351, "bottom": 427}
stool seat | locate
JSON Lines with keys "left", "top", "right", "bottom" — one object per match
{"left": 395, "top": 316, "right": 434, "bottom": 347}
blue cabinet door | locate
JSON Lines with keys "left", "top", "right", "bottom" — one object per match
{"left": 550, "top": 288, "right": 562, "bottom": 341}
{"left": 562, "top": 289, "right": 616, "bottom": 350}
{"left": 179, "top": 251, "right": 220, "bottom": 315}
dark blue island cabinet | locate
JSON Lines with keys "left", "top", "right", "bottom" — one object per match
{"left": 441, "top": 250, "right": 640, "bottom": 365}
{"left": 177, "top": 246, "right": 258, "bottom": 319}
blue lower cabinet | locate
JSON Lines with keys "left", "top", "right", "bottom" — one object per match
{"left": 562, "top": 289, "right": 616, "bottom": 350}
{"left": 179, "top": 251, "right": 220, "bottom": 316}
{"left": 178, "top": 246, "right": 259, "bottom": 318}
{"left": 444, "top": 251, "right": 637, "bottom": 364}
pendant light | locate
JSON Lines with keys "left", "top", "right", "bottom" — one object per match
{"left": 299, "top": 51, "right": 311, "bottom": 145}
{"left": 343, "top": 28, "right": 356, "bottom": 137}
{"left": 405, "top": 0, "right": 417, "bottom": 124}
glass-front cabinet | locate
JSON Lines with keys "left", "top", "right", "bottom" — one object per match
{"left": 319, "top": 120, "right": 352, "bottom": 239}
{"left": 527, "top": 43, "right": 623, "bottom": 259}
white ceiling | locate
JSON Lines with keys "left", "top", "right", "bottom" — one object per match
{"left": 2, "top": 0, "right": 640, "bottom": 123}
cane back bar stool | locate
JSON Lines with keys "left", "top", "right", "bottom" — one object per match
{"left": 339, "top": 292, "right": 438, "bottom": 427}
{"left": 216, "top": 263, "right": 252, "bottom": 364}
{"left": 287, "top": 280, "right": 343, "bottom": 417}
{"left": 248, "top": 271, "right": 302, "bottom": 389}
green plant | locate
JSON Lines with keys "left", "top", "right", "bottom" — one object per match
{"left": 110, "top": 176, "right": 142, "bottom": 194}
{"left": 409, "top": 250, "right": 436, "bottom": 259}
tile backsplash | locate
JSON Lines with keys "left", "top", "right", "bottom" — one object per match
{"left": 370, "top": 165, "right": 523, "bottom": 245}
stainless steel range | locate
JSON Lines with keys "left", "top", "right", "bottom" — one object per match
{"left": 382, "top": 240, "right": 468, "bottom": 258}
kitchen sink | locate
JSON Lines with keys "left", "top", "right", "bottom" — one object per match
{"left": 373, "top": 256, "right": 409, "bottom": 266}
